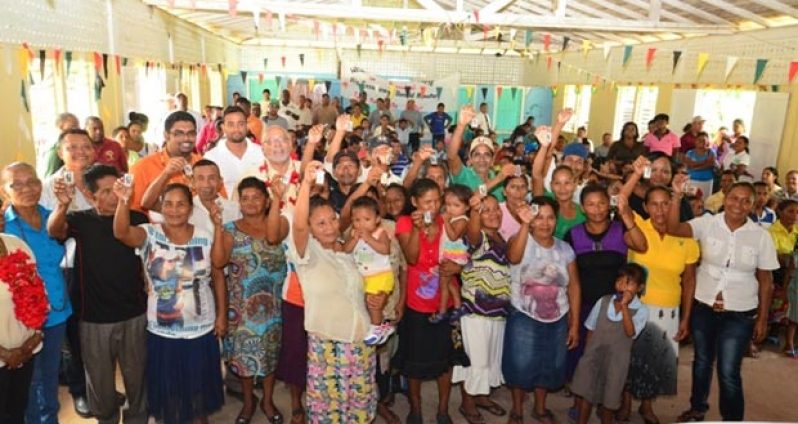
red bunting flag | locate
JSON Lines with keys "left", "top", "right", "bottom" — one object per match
{"left": 281, "top": 56, "right": 286, "bottom": 67}
{"left": 258, "top": 73, "right": 264, "bottom": 83}
{"left": 473, "top": 9, "right": 480, "bottom": 23}
{"left": 266, "top": 11, "right": 273, "bottom": 31}
{"left": 543, "top": 34, "right": 551, "bottom": 51}
{"left": 228, "top": 0, "right": 238, "bottom": 16}
{"left": 496, "top": 86, "right": 503, "bottom": 99}
{"left": 645, "top": 48, "right": 656, "bottom": 70}
{"left": 53, "top": 49, "right": 62, "bottom": 73}
{"left": 114, "top": 55, "right": 121, "bottom": 75}
{"left": 420, "top": 85, "right": 427, "bottom": 96}
{"left": 313, "top": 21, "right": 320, "bottom": 39}
{"left": 93, "top": 52, "right": 103, "bottom": 74}
{"left": 789, "top": 61, "right": 798, "bottom": 84}
{"left": 482, "top": 25, "right": 489, "bottom": 41}
{"left": 377, "top": 39, "right": 384, "bottom": 53}
{"left": 546, "top": 56, "right": 552, "bottom": 70}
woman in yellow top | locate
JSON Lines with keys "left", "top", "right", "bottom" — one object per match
{"left": 768, "top": 199, "right": 798, "bottom": 356}
{"left": 617, "top": 180, "right": 699, "bottom": 424}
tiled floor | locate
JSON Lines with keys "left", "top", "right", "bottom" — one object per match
{"left": 57, "top": 345, "right": 798, "bottom": 423}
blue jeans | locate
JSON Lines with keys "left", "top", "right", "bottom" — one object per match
{"left": 689, "top": 303, "right": 755, "bottom": 421}
{"left": 26, "top": 323, "right": 66, "bottom": 424}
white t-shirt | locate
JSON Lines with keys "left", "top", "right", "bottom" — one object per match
{"left": 40, "top": 167, "right": 93, "bottom": 212}
{"left": 722, "top": 151, "right": 751, "bottom": 171}
{"left": 147, "top": 196, "right": 241, "bottom": 238}
{"left": 203, "top": 139, "right": 265, "bottom": 197}
{"left": 278, "top": 101, "right": 301, "bottom": 130}
{"left": 510, "top": 235, "right": 575, "bottom": 322}
{"left": 139, "top": 223, "right": 216, "bottom": 339}
{"left": 688, "top": 213, "right": 779, "bottom": 311}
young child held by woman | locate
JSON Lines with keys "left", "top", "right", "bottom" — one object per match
{"left": 344, "top": 196, "right": 396, "bottom": 346}
{"left": 571, "top": 263, "right": 649, "bottom": 424}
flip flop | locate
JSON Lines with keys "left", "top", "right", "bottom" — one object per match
{"left": 531, "top": 408, "right": 556, "bottom": 424}
{"left": 458, "top": 406, "right": 486, "bottom": 424}
{"left": 475, "top": 400, "right": 507, "bottom": 416}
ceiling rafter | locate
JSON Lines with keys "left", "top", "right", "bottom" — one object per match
{"left": 746, "top": 0, "right": 798, "bottom": 18}
{"left": 700, "top": 0, "right": 771, "bottom": 27}
{"left": 479, "top": 0, "right": 517, "bottom": 15}
{"left": 660, "top": 0, "right": 736, "bottom": 25}
{"left": 580, "top": 0, "right": 647, "bottom": 21}
{"left": 145, "top": 0, "right": 734, "bottom": 33}
{"left": 617, "top": 0, "right": 692, "bottom": 24}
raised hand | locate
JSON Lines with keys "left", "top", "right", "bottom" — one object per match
{"left": 458, "top": 105, "right": 477, "bottom": 126}
{"left": 557, "top": 108, "right": 574, "bottom": 126}
{"left": 631, "top": 156, "right": 650, "bottom": 177}
{"left": 517, "top": 205, "right": 536, "bottom": 224}
{"left": 671, "top": 173, "right": 689, "bottom": 195}
{"left": 469, "top": 193, "right": 483, "bottom": 210}
{"left": 271, "top": 175, "right": 287, "bottom": 199}
{"left": 335, "top": 113, "right": 352, "bottom": 131}
{"left": 307, "top": 124, "right": 325, "bottom": 145}
{"left": 500, "top": 163, "right": 517, "bottom": 178}
{"left": 535, "top": 125, "right": 552, "bottom": 146}
{"left": 165, "top": 157, "right": 187, "bottom": 177}
{"left": 53, "top": 178, "right": 74, "bottom": 206}
{"left": 304, "top": 161, "right": 324, "bottom": 184}
{"left": 113, "top": 178, "right": 133, "bottom": 203}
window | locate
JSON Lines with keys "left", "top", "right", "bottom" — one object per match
{"left": 209, "top": 68, "right": 223, "bottom": 106}
{"left": 122, "top": 66, "right": 167, "bottom": 142}
{"left": 65, "top": 58, "right": 96, "bottom": 124}
{"left": 613, "top": 86, "right": 658, "bottom": 140}
{"left": 562, "top": 85, "right": 592, "bottom": 133}
{"left": 29, "top": 56, "right": 60, "bottom": 175}
{"left": 694, "top": 89, "right": 755, "bottom": 138}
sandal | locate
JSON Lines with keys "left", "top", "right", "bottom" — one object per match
{"left": 475, "top": 399, "right": 507, "bottom": 416}
{"left": 508, "top": 411, "right": 524, "bottom": 424}
{"left": 378, "top": 403, "right": 401, "bottom": 424}
{"left": 638, "top": 406, "right": 660, "bottom": 424}
{"left": 676, "top": 409, "right": 705, "bottom": 422}
{"left": 531, "top": 408, "right": 556, "bottom": 424}
{"left": 260, "top": 399, "right": 283, "bottom": 424}
{"left": 458, "top": 406, "right": 486, "bottom": 424}
{"left": 290, "top": 407, "right": 305, "bottom": 424}
{"left": 406, "top": 412, "right": 423, "bottom": 424}
{"left": 235, "top": 395, "right": 259, "bottom": 424}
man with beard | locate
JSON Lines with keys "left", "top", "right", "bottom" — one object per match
{"left": 240, "top": 125, "right": 303, "bottom": 207}
{"left": 129, "top": 111, "right": 203, "bottom": 211}
{"left": 85, "top": 116, "right": 128, "bottom": 173}
{"left": 204, "top": 106, "right": 265, "bottom": 196}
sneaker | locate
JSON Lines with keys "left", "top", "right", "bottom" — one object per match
{"left": 448, "top": 306, "right": 469, "bottom": 322}
{"left": 375, "top": 321, "right": 396, "bottom": 345}
{"left": 364, "top": 324, "right": 383, "bottom": 345}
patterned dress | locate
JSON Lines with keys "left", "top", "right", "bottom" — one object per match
{"left": 223, "top": 222, "right": 287, "bottom": 378}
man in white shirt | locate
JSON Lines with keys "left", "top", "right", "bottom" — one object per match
{"left": 278, "top": 89, "right": 301, "bottom": 130}
{"left": 176, "top": 93, "right": 205, "bottom": 133}
{"left": 204, "top": 106, "right": 266, "bottom": 197}
{"left": 667, "top": 178, "right": 778, "bottom": 422}
{"left": 259, "top": 88, "right": 272, "bottom": 114}
{"left": 297, "top": 96, "right": 313, "bottom": 131}
{"left": 470, "top": 102, "right": 492, "bottom": 134}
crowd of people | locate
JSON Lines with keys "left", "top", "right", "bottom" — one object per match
{"left": 1, "top": 89, "right": 797, "bottom": 424}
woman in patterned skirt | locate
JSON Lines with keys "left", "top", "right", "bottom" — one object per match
{"left": 212, "top": 177, "right": 288, "bottom": 424}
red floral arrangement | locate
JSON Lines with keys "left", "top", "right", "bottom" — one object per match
{"left": 0, "top": 249, "right": 49, "bottom": 329}
{"left": 258, "top": 161, "right": 301, "bottom": 207}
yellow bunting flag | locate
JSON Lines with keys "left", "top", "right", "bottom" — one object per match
{"left": 465, "top": 85, "right": 474, "bottom": 100}
{"left": 582, "top": 40, "right": 590, "bottom": 58}
{"left": 696, "top": 53, "right": 709, "bottom": 77}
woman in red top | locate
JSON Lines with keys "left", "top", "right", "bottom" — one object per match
{"left": 395, "top": 178, "right": 462, "bottom": 424}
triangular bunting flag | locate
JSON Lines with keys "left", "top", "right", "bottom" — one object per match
{"left": 228, "top": 0, "right": 238, "bottom": 16}
{"left": 252, "top": 5, "right": 260, "bottom": 30}
{"left": 356, "top": 44, "right": 362, "bottom": 58}
{"left": 511, "top": 86, "right": 518, "bottom": 99}
{"left": 404, "top": 85, "right": 411, "bottom": 97}
{"left": 114, "top": 55, "right": 121, "bottom": 75}
{"left": 263, "top": 58, "right": 268, "bottom": 70}
{"left": 275, "top": 75, "right": 282, "bottom": 87}
{"left": 496, "top": 86, "right": 503, "bottom": 99}
{"left": 473, "top": 9, "right": 480, "bottom": 23}
{"left": 551, "top": 86, "right": 558, "bottom": 97}
{"left": 481, "top": 87, "right": 488, "bottom": 98}
{"left": 672, "top": 51, "right": 682, "bottom": 74}
{"left": 281, "top": 56, "right": 286, "bottom": 67}
{"left": 603, "top": 45, "right": 611, "bottom": 61}
{"left": 465, "top": 86, "right": 474, "bottom": 99}
{"left": 622, "top": 45, "right": 633, "bottom": 67}
{"left": 645, "top": 48, "right": 656, "bottom": 70}
{"left": 582, "top": 40, "right": 590, "bottom": 58}
{"left": 123, "top": 57, "right": 129, "bottom": 66}
{"left": 93, "top": 52, "right": 102, "bottom": 74}
{"left": 65, "top": 51, "right": 74, "bottom": 74}
{"left": 240, "top": 71, "right": 247, "bottom": 82}
{"left": 754, "top": 59, "right": 768, "bottom": 84}
{"left": 258, "top": 73, "right": 264, "bottom": 84}
{"left": 543, "top": 34, "right": 551, "bottom": 51}
{"left": 39, "top": 49, "right": 45, "bottom": 81}
{"left": 299, "top": 53, "right": 305, "bottom": 66}
{"left": 525, "top": 30, "right": 532, "bottom": 48}
{"left": 94, "top": 72, "right": 105, "bottom": 102}
{"left": 102, "top": 53, "right": 109, "bottom": 79}
{"left": 53, "top": 49, "right": 62, "bottom": 74}
{"left": 324, "top": 81, "right": 332, "bottom": 92}
{"left": 562, "top": 36, "right": 570, "bottom": 52}
{"left": 436, "top": 86, "right": 443, "bottom": 99}
{"left": 20, "top": 80, "right": 29, "bottom": 112}
{"left": 696, "top": 53, "right": 709, "bottom": 77}
{"left": 724, "top": 56, "right": 738, "bottom": 81}
{"left": 546, "top": 56, "right": 553, "bottom": 70}
{"left": 789, "top": 61, "right": 798, "bottom": 83}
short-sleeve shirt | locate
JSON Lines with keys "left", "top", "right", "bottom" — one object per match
{"left": 68, "top": 210, "right": 148, "bottom": 323}
{"left": 3, "top": 206, "right": 72, "bottom": 328}
{"left": 450, "top": 166, "right": 506, "bottom": 202}
{"left": 461, "top": 231, "right": 511, "bottom": 319}
{"left": 139, "top": 223, "right": 215, "bottom": 339}
{"left": 203, "top": 140, "right": 266, "bottom": 198}
{"left": 544, "top": 191, "right": 586, "bottom": 239}
{"left": 643, "top": 131, "right": 680, "bottom": 157}
{"left": 584, "top": 295, "right": 648, "bottom": 338}
{"left": 628, "top": 214, "right": 700, "bottom": 308}
{"left": 510, "top": 235, "right": 576, "bottom": 322}
{"left": 686, "top": 150, "right": 715, "bottom": 181}
{"left": 129, "top": 151, "right": 203, "bottom": 211}
{"left": 688, "top": 213, "right": 780, "bottom": 311}
{"left": 395, "top": 215, "right": 449, "bottom": 313}
{"left": 94, "top": 138, "right": 128, "bottom": 173}
{"left": 607, "top": 141, "right": 648, "bottom": 164}
{"left": 769, "top": 220, "right": 798, "bottom": 255}
{"left": 564, "top": 221, "right": 629, "bottom": 308}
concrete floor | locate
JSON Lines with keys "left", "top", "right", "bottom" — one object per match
{"left": 57, "top": 344, "right": 798, "bottom": 423}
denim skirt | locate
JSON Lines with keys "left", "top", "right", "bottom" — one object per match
{"left": 502, "top": 308, "right": 568, "bottom": 391}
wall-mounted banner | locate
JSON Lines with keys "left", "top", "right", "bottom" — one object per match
{"left": 340, "top": 66, "right": 459, "bottom": 113}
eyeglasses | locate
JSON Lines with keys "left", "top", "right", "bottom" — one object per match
{"left": 169, "top": 130, "right": 197, "bottom": 139}
{"left": 7, "top": 179, "right": 42, "bottom": 192}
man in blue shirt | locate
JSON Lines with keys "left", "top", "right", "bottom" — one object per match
{"left": 424, "top": 103, "right": 452, "bottom": 143}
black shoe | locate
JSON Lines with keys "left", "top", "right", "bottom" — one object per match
{"left": 73, "top": 395, "right": 93, "bottom": 418}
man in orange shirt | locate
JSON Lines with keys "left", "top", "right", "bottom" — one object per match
{"left": 128, "top": 111, "right": 202, "bottom": 211}
{"left": 236, "top": 97, "right": 262, "bottom": 144}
